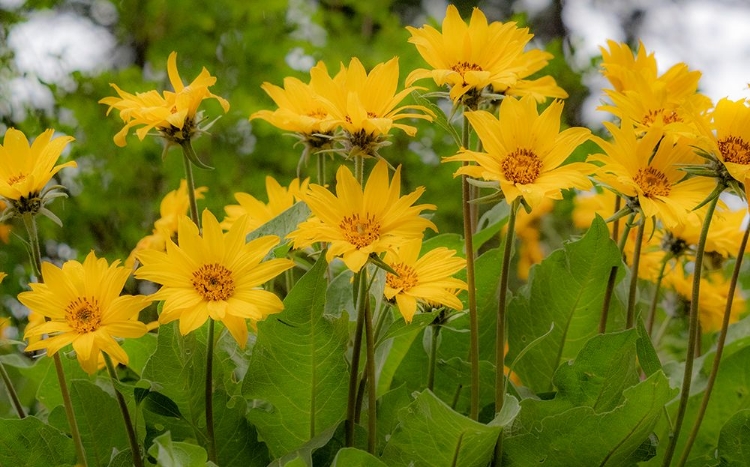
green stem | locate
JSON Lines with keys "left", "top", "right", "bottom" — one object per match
{"left": 0, "top": 361, "right": 25, "bottom": 418}
{"left": 22, "top": 213, "right": 87, "bottom": 467}
{"left": 496, "top": 199, "right": 519, "bottom": 413}
{"left": 427, "top": 322, "right": 441, "bottom": 392}
{"left": 346, "top": 270, "right": 368, "bottom": 447}
{"left": 626, "top": 217, "right": 646, "bottom": 329}
{"left": 661, "top": 194, "right": 720, "bottom": 467}
{"left": 205, "top": 319, "right": 217, "bottom": 463}
{"left": 646, "top": 254, "right": 672, "bottom": 336}
{"left": 600, "top": 211, "right": 635, "bottom": 333}
{"left": 677, "top": 217, "right": 750, "bottom": 466}
{"left": 461, "top": 113, "right": 480, "bottom": 421}
{"left": 180, "top": 141, "right": 201, "bottom": 229}
{"left": 364, "top": 288, "right": 377, "bottom": 454}
{"left": 104, "top": 354, "right": 144, "bottom": 467}
{"left": 317, "top": 152, "right": 326, "bottom": 186}
{"left": 354, "top": 155, "right": 365, "bottom": 186}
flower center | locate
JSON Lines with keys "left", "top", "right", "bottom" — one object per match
{"left": 718, "top": 135, "right": 750, "bottom": 165}
{"left": 642, "top": 108, "right": 682, "bottom": 126}
{"left": 340, "top": 213, "right": 381, "bottom": 249}
{"left": 7, "top": 173, "right": 26, "bottom": 186}
{"left": 502, "top": 148, "right": 543, "bottom": 184}
{"left": 386, "top": 262, "right": 419, "bottom": 292}
{"left": 65, "top": 297, "right": 102, "bottom": 334}
{"left": 451, "top": 61, "right": 483, "bottom": 76}
{"left": 634, "top": 167, "right": 671, "bottom": 197}
{"left": 307, "top": 110, "right": 327, "bottom": 120}
{"left": 191, "top": 263, "right": 235, "bottom": 301}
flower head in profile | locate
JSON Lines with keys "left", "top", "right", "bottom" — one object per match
{"left": 589, "top": 121, "right": 717, "bottom": 228}
{"left": 221, "top": 177, "right": 309, "bottom": 235}
{"left": 445, "top": 96, "right": 592, "bottom": 210}
{"left": 126, "top": 179, "right": 208, "bottom": 267}
{"left": 406, "top": 5, "right": 565, "bottom": 106}
{"left": 312, "top": 57, "right": 433, "bottom": 158}
{"left": 19, "top": 251, "right": 150, "bottom": 374}
{"left": 0, "top": 128, "right": 76, "bottom": 220}
{"left": 288, "top": 160, "right": 437, "bottom": 272}
{"left": 135, "top": 210, "right": 294, "bottom": 347}
{"left": 383, "top": 238, "right": 466, "bottom": 322}
{"left": 99, "top": 51, "right": 230, "bottom": 147}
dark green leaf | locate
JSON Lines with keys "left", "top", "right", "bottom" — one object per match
{"left": 718, "top": 410, "right": 750, "bottom": 466}
{"left": 0, "top": 416, "right": 76, "bottom": 467}
{"left": 147, "top": 431, "right": 208, "bottom": 467}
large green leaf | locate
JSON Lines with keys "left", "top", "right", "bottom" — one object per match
{"left": 246, "top": 201, "right": 311, "bottom": 244}
{"left": 70, "top": 379, "right": 130, "bottom": 467}
{"left": 331, "top": 447, "right": 388, "bottom": 467}
{"left": 507, "top": 215, "right": 623, "bottom": 392}
{"left": 381, "top": 390, "right": 502, "bottom": 467}
{"left": 147, "top": 431, "right": 208, "bottom": 467}
{"left": 121, "top": 332, "right": 158, "bottom": 376}
{"left": 0, "top": 416, "right": 76, "bottom": 467}
{"left": 243, "top": 254, "right": 349, "bottom": 458}
{"left": 718, "top": 409, "right": 750, "bottom": 466}
{"left": 213, "top": 390, "right": 270, "bottom": 467}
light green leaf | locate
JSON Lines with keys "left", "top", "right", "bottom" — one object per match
{"left": 246, "top": 201, "right": 311, "bottom": 244}
{"left": 324, "top": 269, "right": 354, "bottom": 319}
{"left": 381, "top": 390, "right": 502, "bottom": 467}
{"left": 718, "top": 409, "right": 750, "bottom": 466}
{"left": 213, "top": 391, "right": 270, "bottom": 467}
{"left": 0, "top": 416, "right": 76, "bottom": 467}
{"left": 243, "top": 254, "right": 349, "bottom": 458}
{"left": 147, "top": 432, "right": 208, "bottom": 467}
{"left": 332, "top": 447, "right": 388, "bottom": 466}
{"left": 121, "top": 332, "right": 158, "bottom": 376}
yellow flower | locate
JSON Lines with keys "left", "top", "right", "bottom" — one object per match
{"left": 406, "top": 5, "right": 565, "bottom": 104}
{"left": 311, "top": 57, "right": 433, "bottom": 157}
{"left": 383, "top": 238, "right": 467, "bottom": 322}
{"left": 572, "top": 189, "right": 620, "bottom": 232}
{"left": 19, "top": 251, "right": 150, "bottom": 374}
{"left": 126, "top": 179, "right": 207, "bottom": 267}
{"left": 0, "top": 128, "right": 76, "bottom": 204}
{"left": 135, "top": 210, "right": 293, "bottom": 347}
{"left": 221, "top": 177, "right": 309, "bottom": 234}
{"left": 512, "top": 197, "right": 554, "bottom": 280}
{"left": 23, "top": 310, "right": 46, "bottom": 347}
{"left": 99, "top": 51, "right": 230, "bottom": 147}
{"left": 445, "top": 96, "right": 592, "bottom": 209}
{"left": 666, "top": 268, "right": 743, "bottom": 334}
{"left": 0, "top": 199, "right": 11, "bottom": 243}
{"left": 701, "top": 98, "right": 750, "bottom": 194}
{"left": 589, "top": 121, "right": 716, "bottom": 228}
{"left": 288, "top": 160, "right": 437, "bottom": 273}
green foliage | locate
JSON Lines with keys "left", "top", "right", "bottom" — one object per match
{"left": 0, "top": 415, "right": 76, "bottom": 466}
{"left": 718, "top": 410, "right": 750, "bottom": 466}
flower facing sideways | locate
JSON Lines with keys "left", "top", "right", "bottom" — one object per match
{"left": 135, "top": 210, "right": 294, "bottom": 347}
{"left": 19, "top": 251, "right": 150, "bottom": 374}
{"left": 288, "top": 160, "right": 437, "bottom": 273}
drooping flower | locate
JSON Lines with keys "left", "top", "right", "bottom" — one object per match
{"left": 221, "top": 177, "right": 309, "bottom": 235}
{"left": 589, "top": 120, "right": 716, "bottom": 228}
{"left": 126, "top": 179, "right": 207, "bottom": 267}
{"left": 383, "top": 238, "right": 467, "bottom": 322}
{"left": 406, "top": 5, "right": 566, "bottom": 105}
{"left": 135, "top": 210, "right": 293, "bottom": 347}
{"left": 99, "top": 51, "right": 230, "bottom": 147}
{"left": 288, "top": 160, "right": 437, "bottom": 273}
{"left": 19, "top": 251, "right": 150, "bottom": 374}
{"left": 445, "top": 96, "right": 592, "bottom": 210}
{"left": 0, "top": 128, "right": 76, "bottom": 218}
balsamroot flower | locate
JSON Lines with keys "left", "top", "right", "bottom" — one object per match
{"left": 383, "top": 238, "right": 466, "bottom": 323}
{"left": 19, "top": 251, "right": 150, "bottom": 374}
{"left": 100, "top": 51, "right": 230, "bottom": 147}
{"left": 445, "top": 96, "right": 592, "bottom": 210}
{"left": 701, "top": 98, "right": 750, "bottom": 196}
{"left": 288, "top": 160, "right": 437, "bottom": 273}
{"left": 135, "top": 210, "right": 294, "bottom": 347}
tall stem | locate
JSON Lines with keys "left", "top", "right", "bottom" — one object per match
{"left": 104, "top": 354, "right": 144, "bottom": 467}
{"left": 600, "top": 211, "right": 635, "bottom": 333}
{"left": 316, "top": 153, "right": 326, "bottom": 186}
{"left": 346, "top": 270, "right": 368, "bottom": 446}
{"left": 661, "top": 194, "right": 720, "bottom": 466}
{"left": 646, "top": 255, "right": 672, "bottom": 336}
{"left": 22, "top": 213, "right": 87, "bottom": 467}
{"left": 461, "top": 114, "right": 480, "bottom": 421}
{"left": 364, "top": 287, "right": 377, "bottom": 454}
{"left": 427, "top": 322, "right": 441, "bottom": 391}
{"left": 354, "top": 155, "right": 365, "bottom": 186}
{"left": 205, "top": 319, "right": 217, "bottom": 463}
{"left": 626, "top": 217, "right": 646, "bottom": 329}
{"left": 496, "top": 199, "right": 518, "bottom": 413}
{"left": 677, "top": 217, "right": 750, "bottom": 466}
{"left": 0, "top": 361, "right": 25, "bottom": 418}
{"left": 180, "top": 141, "right": 201, "bottom": 228}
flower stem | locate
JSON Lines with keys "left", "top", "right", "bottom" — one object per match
{"left": 600, "top": 211, "right": 635, "bottom": 333}
{"left": 354, "top": 155, "right": 365, "bottom": 186}
{"left": 626, "top": 217, "right": 646, "bottom": 329}
{"left": 180, "top": 141, "right": 201, "bottom": 229}
{"left": 676, "top": 216, "right": 750, "bottom": 466}
{"left": 346, "top": 270, "right": 368, "bottom": 447}
{"left": 661, "top": 194, "right": 720, "bottom": 467}
{"left": 646, "top": 254, "right": 672, "bottom": 336}
{"left": 364, "top": 287, "right": 377, "bottom": 454}
{"left": 205, "top": 319, "right": 217, "bottom": 463}
{"left": 496, "top": 199, "right": 519, "bottom": 413}
{"left": 317, "top": 152, "right": 326, "bottom": 186}
{"left": 461, "top": 113, "right": 480, "bottom": 421}
{"left": 0, "top": 361, "right": 25, "bottom": 418}
{"left": 103, "top": 354, "right": 143, "bottom": 467}
{"left": 427, "top": 321, "right": 441, "bottom": 392}
{"left": 22, "top": 213, "right": 87, "bottom": 467}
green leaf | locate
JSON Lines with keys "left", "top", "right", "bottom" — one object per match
{"left": 147, "top": 431, "right": 208, "bottom": 467}
{"left": 243, "top": 254, "right": 349, "bottom": 458}
{"left": 324, "top": 269, "right": 354, "bottom": 319}
{"left": 636, "top": 317, "right": 662, "bottom": 377}
{"left": 107, "top": 449, "right": 135, "bottom": 467}
{"left": 332, "top": 447, "right": 388, "bottom": 467}
{"left": 70, "top": 379, "right": 130, "bottom": 467}
{"left": 381, "top": 390, "right": 502, "bottom": 467}
{"left": 718, "top": 410, "right": 750, "bottom": 466}
{"left": 246, "top": 201, "right": 311, "bottom": 244}
{"left": 503, "top": 371, "right": 675, "bottom": 466}
{"left": 266, "top": 423, "right": 339, "bottom": 467}
{"left": 213, "top": 391, "right": 270, "bottom": 467}
{"left": 121, "top": 332, "right": 158, "bottom": 376}
{"left": 0, "top": 416, "right": 76, "bottom": 466}
{"left": 143, "top": 391, "right": 183, "bottom": 419}
{"left": 421, "top": 233, "right": 465, "bottom": 257}
{"left": 507, "top": 216, "right": 624, "bottom": 392}
{"left": 472, "top": 202, "right": 510, "bottom": 252}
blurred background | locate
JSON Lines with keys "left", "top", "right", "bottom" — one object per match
{"left": 1, "top": 0, "right": 749, "bottom": 331}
